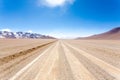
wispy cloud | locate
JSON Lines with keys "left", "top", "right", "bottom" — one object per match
{"left": 38, "top": 0, "right": 75, "bottom": 8}
{"left": 27, "top": 30, "right": 33, "bottom": 33}
{"left": 1, "top": 29, "right": 12, "bottom": 32}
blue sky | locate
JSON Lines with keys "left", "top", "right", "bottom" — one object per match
{"left": 0, "top": 0, "right": 120, "bottom": 38}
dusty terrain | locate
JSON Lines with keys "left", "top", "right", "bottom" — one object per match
{"left": 0, "top": 39, "right": 120, "bottom": 80}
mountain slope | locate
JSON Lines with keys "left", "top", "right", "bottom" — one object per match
{"left": 77, "top": 27, "right": 120, "bottom": 39}
{"left": 0, "top": 31, "right": 55, "bottom": 39}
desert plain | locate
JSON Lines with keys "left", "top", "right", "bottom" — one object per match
{"left": 0, "top": 39, "right": 120, "bottom": 80}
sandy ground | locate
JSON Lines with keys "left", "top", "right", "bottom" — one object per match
{"left": 0, "top": 39, "right": 54, "bottom": 58}
{"left": 0, "top": 39, "right": 120, "bottom": 80}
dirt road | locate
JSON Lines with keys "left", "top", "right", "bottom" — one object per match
{"left": 0, "top": 40, "right": 120, "bottom": 80}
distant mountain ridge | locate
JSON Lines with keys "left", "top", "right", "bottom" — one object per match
{"left": 0, "top": 31, "right": 55, "bottom": 39}
{"left": 77, "top": 27, "right": 120, "bottom": 40}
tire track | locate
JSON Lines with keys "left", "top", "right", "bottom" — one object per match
{"left": 8, "top": 41, "right": 56, "bottom": 80}
{"left": 61, "top": 42, "right": 96, "bottom": 80}
{"left": 64, "top": 42, "right": 118, "bottom": 80}
{"left": 34, "top": 42, "right": 59, "bottom": 80}
{"left": 16, "top": 42, "right": 57, "bottom": 80}
{"left": 1, "top": 40, "right": 119, "bottom": 80}
{"left": 0, "top": 41, "right": 55, "bottom": 65}
{"left": 0, "top": 41, "right": 55, "bottom": 79}
{"left": 57, "top": 42, "right": 75, "bottom": 80}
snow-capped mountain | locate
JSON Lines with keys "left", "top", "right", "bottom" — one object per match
{"left": 0, "top": 31, "right": 55, "bottom": 39}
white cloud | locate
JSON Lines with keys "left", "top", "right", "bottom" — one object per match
{"left": 1, "top": 29, "right": 12, "bottom": 32}
{"left": 38, "top": 0, "right": 75, "bottom": 8}
{"left": 27, "top": 30, "right": 33, "bottom": 33}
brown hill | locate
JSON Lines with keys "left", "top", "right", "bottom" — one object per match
{"left": 78, "top": 27, "right": 120, "bottom": 40}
